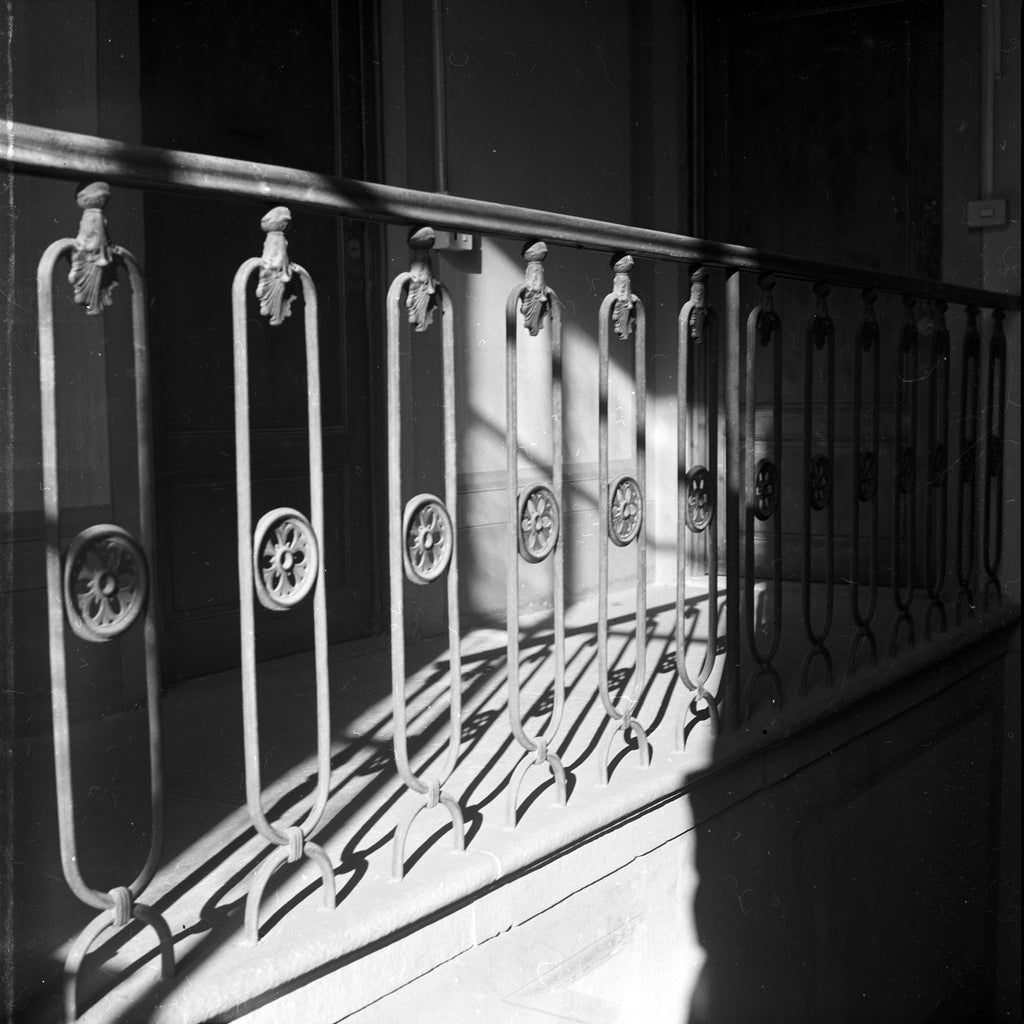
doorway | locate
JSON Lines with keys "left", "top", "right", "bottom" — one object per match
{"left": 139, "top": 0, "right": 380, "bottom": 680}
{"left": 696, "top": 0, "right": 943, "bottom": 277}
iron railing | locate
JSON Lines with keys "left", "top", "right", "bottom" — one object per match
{"left": 6, "top": 121, "right": 1018, "bottom": 1022}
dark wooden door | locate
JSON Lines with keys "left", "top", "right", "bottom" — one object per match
{"left": 698, "top": 0, "right": 944, "bottom": 585}
{"left": 698, "top": 0, "right": 942, "bottom": 278}
{"left": 139, "top": 0, "right": 379, "bottom": 680}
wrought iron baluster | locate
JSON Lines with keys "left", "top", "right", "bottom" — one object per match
{"left": 385, "top": 227, "right": 466, "bottom": 877}
{"left": 955, "top": 306, "right": 981, "bottom": 622}
{"left": 504, "top": 241, "right": 568, "bottom": 825}
{"left": 231, "top": 207, "right": 335, "bottom": 942}
{"left": 596, "top": 253, "right": 651, "bottom": 782}
{"left": 743, "top": 274, "right": 784, "bottom": 716}
{"left": 37, "top": 182, "right": 173, "bottom": 1022}
{"left": 724, "top": 271, "right": 743, "bottom": 732}
{"left": 982, "top": 308, "right": 1007, "bottom": 608}
{"left": 890, "top": 295, "right": 920, "bottom": 653}
{"left": 923, "top": 301, "right": 951, "bottom": 637}
{"left": 675, "top": 267, "right": 721, "bottom": 745}
{"left": 799, "top": 282, "right": 836, "bottom": 690}
{"left": 847, "top": 289, "right": 882, "bottom": 671}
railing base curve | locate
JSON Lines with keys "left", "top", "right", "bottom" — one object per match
{"left": 391, "top": 789, "right": 466, "bottom": 881}
{"left": 743, "top": 666, "right": 784, "bottom": 722}
{"left": 506, "top": 747, "right": 568, "bottom": 828}
{"left": 243, "top": 838, "right": 336, "bottom": 945}
{"left": 924, "top": 599, "right": 948, "bottom": 641}
{"left": 676, "top": 691, "right": 720, "bottom": 751}
{"left": 845, "top": 627, "right": 879, "bottom": 678}
{"left": 798, "top": 643, "right": 834, "bottom": 694}
{"left": 63, "top": 903, "right": 174, "bottom": 1023}
{"left": 597, "top": 716, "right": 651, "bottom": 787}
{"left": 955, "top": 587, "right": 976, "bottom": 625}
{"left": 888, "top": 611, "right": 916, "bottom": 656}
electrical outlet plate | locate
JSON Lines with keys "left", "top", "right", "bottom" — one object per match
{"left": 434, "top": 231, "right": 475, "bottom": 252}
{"left": 966, "top": 199, "right": 1007, "bottom": 228}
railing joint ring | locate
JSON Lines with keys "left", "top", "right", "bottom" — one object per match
{"left": 108, "top": 886, "right": 133, "bottom": 929}
{"left": 283, "top": 825, "right": 304, "bottom": 864}
{"left": 426, "top": 778, "right": 441, "bottom": 810}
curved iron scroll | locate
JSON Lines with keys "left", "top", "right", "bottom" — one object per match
{"left": 800, "top": 282, "right": 836, "bottom": 691}
{"left": 596, "top": 253, "right": 651, "bottom": 783}
{"left": 504, "top": 241, "right": 568, "bottom": 825}
{"left": 676, "top": 267, "right": 722, "bottom": 746}
{"left": 37, "top": 182, "right": 173, "bottom": 1022}
{"left": 847, "top": 289, "right": 882, "bottom": 672}
{"left": 743, "top": 275, "right": 785, "bottom": 717}
{"left": 232, "top": 207, "right": 335, "bottom": 942}
{"left": 385, "top": 227, "right": 466, "bottom": 878}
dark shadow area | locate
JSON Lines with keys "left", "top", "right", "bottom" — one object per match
{"left": 685, "top": 621, "right": 1017, "bottom": 1024}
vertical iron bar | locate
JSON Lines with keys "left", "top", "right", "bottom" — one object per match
{"left": 37, "top": 182, "right": 173, "bottom": 1023}
{"left": 595, "top": 253, "right": 651, "bottom": 782}
{"left": 504, "top": 241, "right": 568, "bottom": 826}
{"left": 982, "top": 308, "right": 1007, "bottom": 607}
{"left": 848, "top": 289, "right": 881, "bottom": 670}
{"left": 386, "top": 227, "right": 466, "bottom": 879}
{"left": 799, "top": 282, "right": 836, "bottom": 690}
{"left": 676, "top": 267, "right": 722, "bottom": 746}
{"left": 724, "top": 271, "right": 742, "bottom": 732}
{"left": 955, "top": 306, "right": 981, "bottom": 621}
{"left": 742, "top": 274, "right": 784, "bottom": 716}
{"left": 924, "top": 301, "right": 951, "bottom": 637}
{"left": 231, "top": 207, "right": 336, "bottom": 944}
{"left": 890, "top": 295, "right": 920, "bottom": 653}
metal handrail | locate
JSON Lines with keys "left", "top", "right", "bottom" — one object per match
{"left": 4, "top": 121, "right": 1019, "bottom": 311}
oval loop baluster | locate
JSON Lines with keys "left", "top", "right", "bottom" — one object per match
{"left": 982, "top": 308, "right": 1007, "bottom": 608}
{"left": 955, "top": 306, "right": 982, "bottom": 622}
{"left": 889, "top": 295, "right": 920, "bottom": 654}
{"left": 596, "top": 253, "right": 651, "bottom": 783}
{"left": 799, "top": 281, "right": 836, "bottom": 691}
{"left": 231, "top": 206, "right": 336, "bottom": 942}
{"left": 923, "top": 301, "right": 951, "bottom": 637}
{"left": 385, "top": 227, "right": 466, "bottom": 878}
{"left": 38, "top": 182, "right": 173, "bottom": 1022}
{"left": 743, "top": 274, "right": 785, "bottom": 718}
{"left": 847, "top": 288, "right": 882, "bottom": 672}
{"left": 505, "top": 241, "right": 569, "bottom": 825}
{"left": 676, "top": 267, "right": 723, "bottom": 747}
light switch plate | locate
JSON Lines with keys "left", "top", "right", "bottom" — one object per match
{"left": 966, "top": 199, "right": 1007, "bottom": 228}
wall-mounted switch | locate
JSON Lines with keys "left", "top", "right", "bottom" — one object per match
{"left": 434, "top": 231, "right": 475, "bottom": 252}
{"left": 966, "top": 199, "right": 1007, "bottom": 228}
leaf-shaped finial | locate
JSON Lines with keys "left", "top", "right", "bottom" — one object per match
{"left": 991, "top": 307, "right": 1006, "bottom": 358}
{"left": 931, "top": 299, "right": 950, "bottom": 356}
{"left": 255, "top": 206, "right": 295, "bottom": 326}
{"left": 610, "top": 252, "right": 635, "bottom": 340}
{"left": 687, "top": 266, "right": 708, "bottom": 343}
{"left": 406, "top": 226, "right": 438, "bottom": 332}
{"left": 520, "top": 239, "right": 549, "bottom": 336}
{"left": 69, "top": 182, "right": 118, "bottom": 316}
{"left": 901, "top": 294, "right": 918, "bottom": 352}
{"left": 860, "top": 288, "right": 879, "bottom": 351}
{"left": 810, "top": 280, "right": 833, "bottom": 349}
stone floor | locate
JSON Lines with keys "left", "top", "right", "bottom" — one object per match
{"left": 9, "top": 578, "right": 1012, "bottom": 1023}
